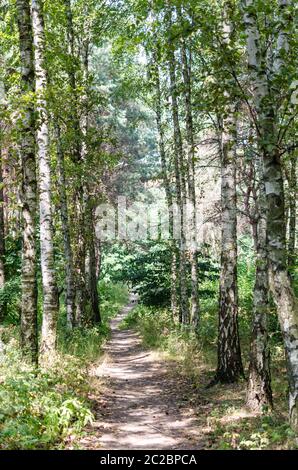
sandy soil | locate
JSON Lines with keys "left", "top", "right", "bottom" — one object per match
{"left": 78, "top": 300, "right": 207, "bottom": 450}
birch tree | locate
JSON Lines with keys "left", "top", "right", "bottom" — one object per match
{"left": 16, "top": 0, "right": 38, "bottom": 363}
{"left": 152, "top": 52, "right": 179, "bottom": 318}
{"left": 180, "top": 29, "right": 200, "bottom": 328}
{"left": 288, "top": 156, "right": 296, "bottom": 271}
{"left": 55, "top": 124, "right": 75, "bottom": 328}
{"left": 214, "top": 109, "right": 244, "bottom": 383}
{"left": 31, "top": 0, "right": 59, "bottom": 359}
{"left": 244, "top": 0, "right": 298, "bottom": 430}
{"left": 213, "top": 4, "right": 243, "bottom": 384}
{"left": 246, "top": 152, "right": 272, "bottom": 411}
{"left": 0, "top": 124, "right": 6, "bottom": 321}
{"left": 167, "top": 8, "right": 189, "bottom": 324}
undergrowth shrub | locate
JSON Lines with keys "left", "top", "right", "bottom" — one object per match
{"left": 0, "top": 281, "right": 129, "bottom": 449}
{"left": 57, "top": 281, "right": 128, "bottom": 361}
{"left": 58, "top": 324, "right": 109, "bottom": 361}
{"left": 98, "top": 281, "right": 129, "bottom": 321}
{"left": 0, "top": 278, "right": 21, "bottom": 324}
{"left": 121, "top": 305, "right": 210, "bottom": 380}
{"left": 0, "top": 339, "right": 93, "bottom": 449}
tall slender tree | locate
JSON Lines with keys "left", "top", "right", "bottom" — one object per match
{"left": 180, "top": 30, "right": 200, "bottom": 328}
{"left": 167, "top": 8, "right": 189, "bottom": 325}
{"left": 85, "top": 200, "right": 101, "bottom": 324}
{"left": 55, "top": 124, "right": 75, "bottom": 328}
{"left": 247, "top": 152, "right": 272, "bottom": 411}
{"left": 31, "top": 0, "right": 59, "bottom": 359}
{"left": 0, "top": 126, "right": 6, "bottom": 321}
{"left": 16, "top": 0, "right": 38, "bottom": 363}
{"left": 152, "top": 52, "right": 178, "bottom": 319}
{"left": 244, "top": 0, "right": 298, "bottom": 430}
{"left": 288, "top": 155, "right": 296, "bottom": 271}
{"left": 212, "top": 3, "right": 243, "bottom": 384}
{"left": 214, "top": 110, "right": 244, "bottom": 383}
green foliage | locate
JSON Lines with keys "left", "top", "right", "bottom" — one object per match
{"left": 0, "top": 277, "right": 21, "bottom": 323}
{"left": 117, "top": 236, "right": 276, "bottom": 353}
{"left": 0, "top": 236, "right": 22, "bottom": 323}
{"left": 0, "top": 340, "right": 93, "bottom": 449}
{"left": 0, "top": 281, "right": 128, "bottom": 449}
{"left": 209, "top": 413, "right": 298, "bottom": 450}
{"left": 101, "top": 242, "right": 171, "bottom": 305}
{"left": 102, "top": 241, "right": 219, "bottom": 306}
{"left": 3, "top": 236, "right": 22, "bottom": 279}
{"left": 120, "top": 304, "right": 211, "bottom": 381}
{"left": 57, "top": 325, "right": 109, "bottom": 362}
{"left": 57, "top": 281, "right": 128, "bottom": 361}
{"left": 98, "top": 280, "right": 129, "bottom": 322}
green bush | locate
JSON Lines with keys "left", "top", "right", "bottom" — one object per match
{"left": 0, "top": 281, "right": 129, "bottom": 449}
{"left": 101, "top": 241, "right": 219, "bottom": 306}
{"left": 58, "top": 324, "right": 109, "bottom": 361}
{"left": 0, "top": 278, "right": 21, "bottom": 324}
{"left": 98, "top": 280, "right": 129, "bottom": 321}
{"left": 0, "top": 339, "right": 93, "bottom": 449}
{"left": 57, "top": 281, "right": 128, "bottom": 360}
{"left": 121, "top": 305, "right": 208, "bottom": 380}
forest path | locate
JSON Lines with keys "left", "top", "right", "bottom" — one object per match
{"left": 79, "top": 297, "right": 206, "bottom": 450}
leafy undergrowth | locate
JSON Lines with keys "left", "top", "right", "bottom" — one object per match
{"left": 58, "top": 281, "right": 129, "bottom": 361}
{"left": 123, "top": 304, "right": 298, "bottom": 450}
{"left": 0, "top": 282, "right": 128, "bottom": 450}
{"left": 0, "top": 340, "right": 93, "bottom": 449}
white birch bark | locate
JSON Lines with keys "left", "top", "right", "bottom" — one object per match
{"left": 288, "top": 156, "right": 296, "bottom": 270}
{"left": 180, "top": 38, "right": 200, "bottom": 328}
{"left": 16, "top": 0, "right": 38, "bottom": 363}
{"left": 31, "top": 0, "right": 59, "bottom": 360}
{"left": 0, "top": 122, "right": 6, "bottom": 321}
{"left": 244, "top": 0, "right": 298, "bottom": 430}
{"left": 215, "top": 111, "right": 243, "bottom": 383}
{"left": 212, "top": 5, "right": 243, "bottom": 384}
{"left": 247, "top": 155, "right": 272, "bottom": 411}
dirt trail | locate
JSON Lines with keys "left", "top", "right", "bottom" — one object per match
{"left": 79, "top": 299, "right": 206, "bottom": 450}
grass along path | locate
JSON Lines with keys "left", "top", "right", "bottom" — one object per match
{"left": 78, "top": 297, "right": 206, "bottom": 450}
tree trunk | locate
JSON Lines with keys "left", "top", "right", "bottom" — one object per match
{"left": 63, "top": 0, "right": 88, "bottom": 324}
{"left": 265, "top": 140, "right": 298, "bottom": 431}
{"left": 244, "top": 0, "right": 298, "bottom": 430}
{"left": 74, "top": 190, "right": 86, "bottom": 326}
{"left": 55, "top": 124, "right": 75, "bottom": 328}
{"left": 214, "top": 114, "right": 244, "bottom": 383}
{"left": 31, "top": 0, "right": 59, "bottom": 359}
{"left": 212, "top": 7, "right": 243, "bottom": 384}
{"left": 73, "top": 36, "right": 95, "bottom": 324}
{"left": 247, "top": 158, "right": 273, "bottom": 411}
{"left": 288, "top": 156, "right": 296, "bottom": 271}
{"left": 86, "top": 202, "right": 101, "bottom": 325}
{"left": 153, "top": 54, "right": 179, "bottom": 318}
{"left": 0, "top": 129, "right": 6, "bottom": 322}
{"left": 16, "top": 0, "right": 38, "bottom": 363}
{"left": 95, "top": 238, "right": 102, "bottom": 280}
{"left": 64, "top": 0, "right": 81, "bottom": 163}
{"left": 167, "top": 10, "right": 189, "bottom": 324}
{"left": 180, "top": 35, "right": 200, "bottom": 328}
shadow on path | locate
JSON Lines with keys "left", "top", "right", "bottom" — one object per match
{"left": 79, "top": 298, "right": 205, "bottom": 450}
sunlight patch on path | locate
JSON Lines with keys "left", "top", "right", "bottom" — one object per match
{"left": 80, "top": 298, "right": 204, "bottom": 450}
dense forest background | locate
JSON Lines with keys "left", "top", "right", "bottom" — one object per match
{"left": 0, "top": 0, "right": 297, "bottom": 450}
